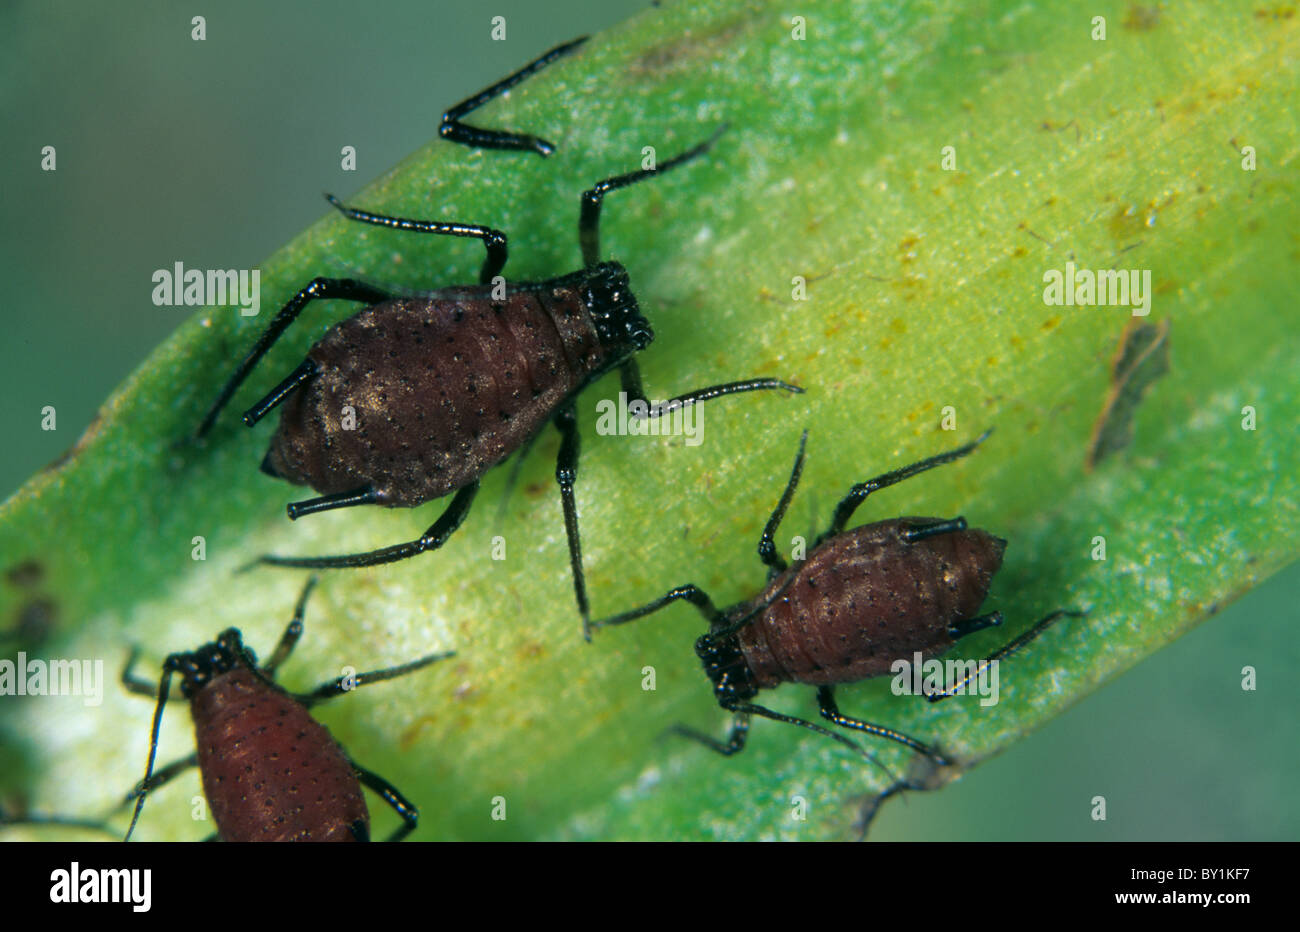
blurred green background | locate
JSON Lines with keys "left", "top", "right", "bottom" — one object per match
{"left": 1, "top": 0, "right": 1295, "bottom": 840}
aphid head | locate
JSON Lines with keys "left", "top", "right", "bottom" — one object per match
{"left": 164, "top": 628, "right": 258, "bottom": 699}
{"left": 694, "top": 629, "right": 759, "bottom": 705}
{"left": 582, "top": 261, "right": 653, "bottom": 354}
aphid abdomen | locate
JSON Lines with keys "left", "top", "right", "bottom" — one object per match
{"left": 737, "top": 519, "right": 1007, "bottom": 687}
{"left": 191, "top": 668, "right": 368, "bottom": 842}
{"left": 266, "top": 282, "right": 609, "bottom": 506}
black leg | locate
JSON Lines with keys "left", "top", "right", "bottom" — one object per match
{"left": 901, "top": 517, "right": 967, "bottom": 543}
{"left": 197, "top": 278, "right": 391, "bottom": 438}
{"left": 926, "top": 609, "right": 1085, "bottom": 703}
{"left": 619, "top": 358, "right": 803, "bottom": 422}
{"left": 2, "top": 748, "right": 200, "bottom": 840}
{"left": 823, "top": 430, "right": 992, "bottom": 539}
{"left": 123, "top": 753, "right": 200, "bottom": 804}
{"left": 260, "top": 576, "right": 318, "bottom": 677}
{"left": 670, "top": 712, "right": 750, "bottom": 756}
{"left": 250, "top": 481, "right": 479, "bottom": 570}
{"left": 351, "top": 762, "right": 420, "bottom": 842}
{"left": 633, "top": 379, "right": 805, "bottom": 419}
{"left": 581, "top": 124, "right": 726, "bottom": 266}
{"left": 120, "top": 647, "right": 158, "bottom": 697}
{"left": 724, "top": 700, "right": 890, "bottom": 776}
{"left": 242, "top": 358, "right": 319, "bottom": 428}
{"left": 125, "top": 665, "right": 179, "bottom": 841}
{"left": 817, "top": 685, "right": 950, "bottom": 765}
{"left": 296, "top": 649, "right": 454, "bottom": 707}
{"left": 853, "top": 779, "right": 919, "bottom": 841}
{"left": 757, "top": 430, "right": 809, "bottom": 577}
{"left": 439, "top": 36, "right": 589, "bottom": 157}
{"left": 324, "top": 194, "right": 507, "bottom": 285}
{"left": 287, "top": 486, "right": 379, "bottom": 521}
{"left": 948, "top": 611, "right": 1002, "bottom": 641}
{"left": 590, "top": 583, "right": 724, "bottom": 631}
{"left": 0, "top": 807, "right": 121, "bottom": 840}
{"left": 554, "top": 403, "right": 592, "bottom": 640}
{"left": 120, "top": 647, "right": 184, "bottom": 701}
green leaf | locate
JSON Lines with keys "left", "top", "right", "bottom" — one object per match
{"left": 2, "top": 0, "right": 1296, "bottom": 841}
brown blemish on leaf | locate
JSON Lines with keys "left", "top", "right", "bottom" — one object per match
{"left": 1108, "top": 203, "right": 1154, "bottom": 241}
{"left": 5, "top": 560, "right": 45, "bottom": 589}
{"left": 630, "top": 14, "right": 754, "bottom": 76}
{"left": 1123, "top": 4, "right": 1162, "bottom": 30}
{"left": 1042, "top": 118, "right": 1081, "bottom": 142}
{"left": 7, "top": 598, "right": 57, "bottom": 646}
{"left": 1087, "top": 318, "right": 1172, "bottom": 470}
{"left": 41, "top": 408, "right": 106, "bottom": 476}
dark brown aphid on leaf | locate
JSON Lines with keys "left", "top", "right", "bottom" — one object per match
{"left": 594, "top": 430, "right": 1082, "bottom": 782}
{"left": 118, "top": 578, "right": 451, "bottom": 842}
{"left": 196, "top": 37, "right": 800, "bottom": 640}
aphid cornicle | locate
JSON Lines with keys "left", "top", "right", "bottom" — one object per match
{"left": 593, "top": 430, "right": 1083, "bottom": 781}
{"left": 196, "top": 37, "right": 801, "bottom": 640}
{"left": 117, "top": 578, "right": 451, "bottom": 842}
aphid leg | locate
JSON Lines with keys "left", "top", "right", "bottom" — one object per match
{"left": 251, "top": 481, "right": 479, "bottom": 570}
{"left": 123, "top": 753, "right": 200, "bottom": 807}
{"left": 351, "top": 762, "right": 420, "bottom": 842}
{"left": 822, "top": 430, "right": 993, "bottom": 540}
{"left": 816, "top": 686, "right": 950, "bottom": 766}
{"left": 286, "top": 486, "right": 379, "bottom": 521}
{"left": 554, "top": 402, "right": 592, "bottom": 640}
{"left": 619, "top": 359, "right": 804, "bottom": 434}
{"left": 725, "top": 700, "right": 891, "bottom": 776}
{"left": 125, "top": 662, "right": 181, "bottom": 841}
{"left": 925, "top": 609, "right": 1086, "bottom": 703}
{"left": 669, "top": 713, "right": 750, "bottom": 756}
{"left": 756, "top": 430, "right": 809, "bottom": 578}
{"left": 853, "top": 779, "right": 920, "bottom": 841}
{"left": 295, "top": 650, "right": 455, "bottom": 707}
{"left": 0, "top": 808, "right": 122, "bottom": 840}
{"left": 260, "top": 576, "right": 318, "bottom": 677}
{"left": 901, "top": 517, "right": 968, "bottom": 543}
{"left": 2, "top": 747, "right": 201, "bottom": 840}
{"left": 324, "top": 194, "right": 508, "bottom": 284}
{"left": 580, "top": 124, "right": 726, "bottom": 266}
{"left": 439, "top": 36, "right": 589, "bottom": 157}
{"left": 197, "top": 278, "right": 391, "bottom": 438}
{"left": 948, "top": 611, "right": 1003, "bottom": 641}
{"left": 591, "top": 583, "right": 723, "bottom": 630}
{"left": 120, "top": 646, "right": 179, "bottom": 699}
{"left": 242, "top": 358, "right": 319, "bottom": 428}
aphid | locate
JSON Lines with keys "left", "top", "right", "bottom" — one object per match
{"left": 196, "top": 38, "right": 801, "bottom": 640}
{"left": 594, "top": 430, "right": 1083, "bottom": 772}
{"left": 117, "top": 578, "right": 451, "bottom": 841}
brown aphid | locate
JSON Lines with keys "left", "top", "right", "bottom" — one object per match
{"left": 121, "top": 578, "right": 450, "bottom": 842}
{"left": 736, "top": 516, "right": 1007, "bottom": 690}
{"left": 594, "top": 429, "right": 1083, "bottom": 769}
{"left": 194, "top": 38, "right": 800, "bottom": 641}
